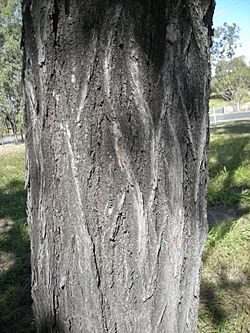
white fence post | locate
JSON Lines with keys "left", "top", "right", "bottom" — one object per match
{"left": 237, "top": 103, "right": 240, "bottom": 112}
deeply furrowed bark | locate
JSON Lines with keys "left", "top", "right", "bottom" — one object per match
{"left": 22, "top": 0, "right": 214, "bottom": 332}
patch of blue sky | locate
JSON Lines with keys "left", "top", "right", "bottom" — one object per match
{"left": 213, "top": 0, "right": 250, "bottom": 63}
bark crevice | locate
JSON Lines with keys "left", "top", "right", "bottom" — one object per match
{"left": 22, "top": 0, "right": 214, "bottom": 332}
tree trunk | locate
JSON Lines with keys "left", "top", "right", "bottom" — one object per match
{"left": 7, "top": 116, "right": 18, "bottom": 144}
{"left": 22, "top": 1, "right": 214, "bottom": 332}
{"left": 20, "top": 128, "right": 24, "bottom": 143}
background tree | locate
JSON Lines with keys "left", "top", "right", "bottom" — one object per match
{"left": 0, "top": 0, "right": 23, "bottom": 141}
{"left": 212, "top": 56, "right": 250, "bottom": 107}
{"left": 211, "top": 22, "right": 240, "bottom": 65}
{"left": 23, "top": 1, "right": 214, "bottom": 332}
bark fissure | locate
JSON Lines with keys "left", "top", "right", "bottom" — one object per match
{"left": 52, "top": 0, "right": 59, "bottom": 45}
{"left": 23, "top": 0, "right": 214, "bottom": 331}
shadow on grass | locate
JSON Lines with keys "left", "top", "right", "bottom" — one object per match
{"left": 199, "top": 214, "right": 250, "bottom": 332}
{"left": 199, "top": 271, "right": 249, "bottom": 330}
{"left": 0, "top": 180, "right": 35, "bottom": 332}
{"left": 220, "top": 121, "right": 250, "bottom": 135}
{"left": 204, "top": 220, "right": 235, "bottom": 257}
{"left": 208, "top": 121, "right": 250, "bottom": 209}
{"left": 200, "top": 281, "right": 228, "bottom": 326}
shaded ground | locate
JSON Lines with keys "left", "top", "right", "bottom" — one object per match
{"left": 199, "top": 121, "right": 250, "bottom": 333}
{"left": 208, "top": 121, "right": 250, "bottom": 208}
{"left": 0, "top": 144, "right": 35, "bottom": 333}
{"left": 198, "top": 214, "right": 250, "bottom": 333}
{"left": 208, "top": 206, "right": 237, "bottom": 228}
{"left": 207, "top": 205, "right": 249, "bottom": 228}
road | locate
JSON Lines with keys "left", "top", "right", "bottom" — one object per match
{"left": 209, "top": 111, "right": 250, "bottom": 125}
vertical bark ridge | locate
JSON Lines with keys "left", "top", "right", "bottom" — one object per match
{"left": 23, "top": 0, "right": 215, "bottom": 331}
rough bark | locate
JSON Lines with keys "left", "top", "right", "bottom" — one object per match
{"left": 22, "top": 1, "right": 214, "bottom": 332}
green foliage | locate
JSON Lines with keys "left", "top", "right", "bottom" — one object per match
{"left": 211, "top": 22, "right": 240, "bottom": 64}
{"left": 211, "top": 56, "right": 250, "bottom": 104}
{"left": 0, "top": 0, "right": 23, "bottom": 133}
{"left": 211, "top": 23, "right": 249, "bottom": 106}
{"left": 208, "top": 122, "right": 250, "bottom": 207}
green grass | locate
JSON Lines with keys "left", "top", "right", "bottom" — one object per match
{"left": 208, "top": 122, "right": 250, "bottom": 208}
{"left": 209, "top": 94, "right": 250, "bottom": 109}
{"left": 209, "top": 98, "right": 232, "bottom": 109}
{"left": 0, "top": 145, "right": 35, "bottom": 332}
{"left": 199, "top": 121, "right": 250, "bottom": 333}
{"left": 198, "top": 215, "right": 250, "bottom": 333}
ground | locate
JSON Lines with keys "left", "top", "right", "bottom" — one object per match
{"left": 0, "top": 144, "right": 35, "bottom": 332}
{"left": 198, "top": 121, "right": 250, "bottom": 333}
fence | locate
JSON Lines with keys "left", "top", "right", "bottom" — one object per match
{"left": 209, "top": 103, "right": 250, "bottom": 125}
{"left": 209, "top": 103, "right": 249, "bottom": 115}
{"left": 0, "top": 132, "right": 24, "bottom": 146}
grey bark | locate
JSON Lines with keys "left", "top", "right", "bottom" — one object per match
{"left": 22, "top": 1, "right": 214, "bottom": 332}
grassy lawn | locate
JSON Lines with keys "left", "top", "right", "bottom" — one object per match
{"left": 198, "top": 216, "right": 250, "bottom": 333}
{"left": 209, "top": 98, "right": 232, "bottom": 109}
{"left": 198, "top": 121, "right": 250, "bottom": 333}
{"left": 0, "top": 145, "right": 35, "bottom": 332}
{"left": 0, "top": 122, "right": 249, "bottom": 332}
{"left": 208, "top": 122, "right": 250, "bottom": 209}
{"left": 209, "top": 95, "right": 250, "bottom": 109}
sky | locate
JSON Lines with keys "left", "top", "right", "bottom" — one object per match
{"left": 213, "top": 0, "right": 250, "bottom": 63}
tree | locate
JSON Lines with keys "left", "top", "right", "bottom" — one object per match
{"left": 211, "top": 22, "right": 240, "bottom": 66}
{"left": 0, "top": 0, "right": 23, "bottom": 141}
{"left": 212, "top": 56, "right": 250, "bottom": 106}
{"left": 22, "top": 1, "right": 214, "bottom": 332}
